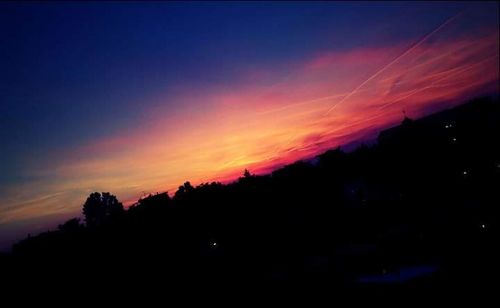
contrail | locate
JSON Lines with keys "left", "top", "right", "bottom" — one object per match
{"left": 324, "top": 11, "right": 463, "bottom": 116}
{"left": 376, "top": 54, "right": 499, "bottom": 111}
{"left": 258, "top": 11, "right": 465, "bottom": 165}
{"left": 256, "top": 93, "right": 346, "bottom": 116}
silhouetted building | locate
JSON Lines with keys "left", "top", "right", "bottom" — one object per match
{"left": 378, "top": 114, "right": 417, "bottom": 147}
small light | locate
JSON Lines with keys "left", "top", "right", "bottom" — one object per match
{"left": 452, "top": 138, "right": 457, "bottom": 142}
{"left": 463, "top": 171, "right": 467, "bottom": 175}
{"left": 445, "top": 125, "right": 449, "bottom": 128}
{"left": 212, "top": 242, "right": 217, "bottom": 246}
{"left": 481, "top": 224, "right": 486, "bottom": 229}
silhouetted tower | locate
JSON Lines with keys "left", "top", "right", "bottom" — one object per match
{"left": 402, "top": 109, "right": 414, "bottom": 127}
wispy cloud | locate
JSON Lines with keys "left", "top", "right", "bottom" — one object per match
{"left": 1, "top": 8, "right": 498, "bottom": 236}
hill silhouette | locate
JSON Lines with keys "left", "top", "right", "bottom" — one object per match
{"left": 1, "top": 96, "right": 498, "bottom": 300}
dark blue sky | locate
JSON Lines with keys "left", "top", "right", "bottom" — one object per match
{"left": 0, "top": 2, "right": 473, "bottom": 166}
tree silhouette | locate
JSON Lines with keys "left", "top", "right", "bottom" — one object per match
{"left": 174, "top": 181, "right": 194, "bottom": 199}
{"left": 82, "top": 192, "right": 124, "bottom": 227}
{"left": 5, "top": 96, "right": 499, "bottom": 297}
{"left": 243, "top": 169, "right": 252, "bottom": 178}
{"left": 58, "top": 218, "right": 83, "bottom": 233}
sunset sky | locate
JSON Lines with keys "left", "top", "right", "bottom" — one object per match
{"left": 0, "top": 2, "right": 498, "bottom": 249}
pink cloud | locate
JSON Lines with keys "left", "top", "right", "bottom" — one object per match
{"left": 3, "top": 16, "right": 499, "bottom": 231}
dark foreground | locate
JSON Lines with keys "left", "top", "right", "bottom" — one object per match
{"left": 1, "top": 97, "right": 498, "bottom": 300}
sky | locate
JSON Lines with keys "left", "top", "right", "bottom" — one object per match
{"left": 0, "top": 1, "right": 498, "bottom": 250}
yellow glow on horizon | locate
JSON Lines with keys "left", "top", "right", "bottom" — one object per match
{"left": 1, "top": 25, "right": 498, "bottom": 229}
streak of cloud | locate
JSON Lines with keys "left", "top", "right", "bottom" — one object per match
{"left": 324, "top": 11, "right": 463, "bottom": 115}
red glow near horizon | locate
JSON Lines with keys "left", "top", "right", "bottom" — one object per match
{"left": 0, "top": 11, "right": 498, "bottom": 235}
